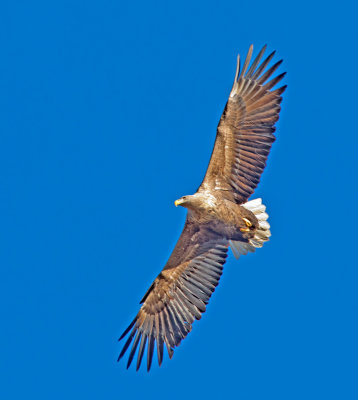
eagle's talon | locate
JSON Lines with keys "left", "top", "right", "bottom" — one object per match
{"left": 243, "top": 217, "right": 252, "bottom": 227}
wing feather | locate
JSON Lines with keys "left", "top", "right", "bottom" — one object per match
{"left": 252, "top": 50, "right": 276, "bottom": 80}
{"left": 198, "top": 45, "right": 286, "bottom": 203}
{"left": 136, "top": 327, "right": 147, "bottom": 371}
{"left": 147, "top": 330, "right": 155, "bottom": 371}
{"left": 127, "top": 329, "right": 141, "bottom": 369}
{"left": 118, "top": 219, "right": 228, "bottom": 371}
{"left": 246, "top": 44, "right": 267, "bottom": 78}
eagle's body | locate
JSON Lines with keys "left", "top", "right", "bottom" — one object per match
{"left": 176, "top": 192, "right": 259, "bottom": 240}
{"left": 118, "top": 45, "right": 286, "bottom": 371}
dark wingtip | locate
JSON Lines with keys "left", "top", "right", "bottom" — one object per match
{"left": 147, "top": 336, "right": 155, "bottom": 372}
{"left": 278, "top": 84, "right": 288, "bottom": 95}
{"left": 251, "top": 50, "right": 277, "bottom": 80}
{"left": 264, "top": 72, "right": 287, "bottom": 91}
{"left": 126, "top": 329, "right": 142, "bottom": 370}
{"left": 118, "top": 333, "right": 134, "bottom": 362}
{"left": 168, "top": 346, "right": 174, "bottom": 359}
{"left": 157, "top": 337, "right": 164, "bottom": 367}
{"left": 117, "top": 349, "right": 126, "bottom": 362}
{"left": 276, "top": 72, "right": 287, "bottom": 83}
{"left": 136, "top": 335, "right": 147, "bottom": 371}
{"left": 268, "top": 51, "right": 276, "bottom": 63}
{"left": 118, "top": 317, "right": 137, "bottom": 341}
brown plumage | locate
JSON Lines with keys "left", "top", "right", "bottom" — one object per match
{"left": 118, "top": 44, "right": 286, "bottom": 371}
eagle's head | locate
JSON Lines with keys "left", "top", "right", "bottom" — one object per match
{"left": 174, "top": 195, "right": 193, "bottom": 208}
{"left": 174, "top": 193, "right": 216, "bottom": 211}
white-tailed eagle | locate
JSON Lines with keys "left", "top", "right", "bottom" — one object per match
{"left": 118, "top": 44, "right": 286, "bottom": 371}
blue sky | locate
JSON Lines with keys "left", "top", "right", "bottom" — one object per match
{"left": 1, "top": 0, "right": 357, "bottom": 399}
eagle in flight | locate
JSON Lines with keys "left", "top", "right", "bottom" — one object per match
{"left": 118, "top": 44, "right": 286, "bottom": 371}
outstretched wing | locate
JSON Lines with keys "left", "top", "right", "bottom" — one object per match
{"left": 118, "top": 218, "right": 228, "bottom": 371}
{"left": 198, "top": 44, "right": 286, "bottom": 204}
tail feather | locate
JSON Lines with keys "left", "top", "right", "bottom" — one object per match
{"left": 230, "top": 198, "right": 271, "bottom": 259}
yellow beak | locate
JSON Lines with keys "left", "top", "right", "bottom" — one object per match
{"left": 174, "top": 199, "right": 183, "bottom": 207}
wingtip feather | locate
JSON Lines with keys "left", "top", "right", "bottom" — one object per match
{"left": 118, "top": 317, "right": 137, "bottom": 341}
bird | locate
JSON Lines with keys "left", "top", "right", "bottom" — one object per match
{"left": 118, "top": 44, "right": 286, "bottom": 371}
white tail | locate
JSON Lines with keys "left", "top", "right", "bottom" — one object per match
{"left": 229, "top": 198, "right": 271, "bottom": 259}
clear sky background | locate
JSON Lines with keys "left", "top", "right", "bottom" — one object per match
{"left": 1, "top": 1, "right": 357, "bottom": 399}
